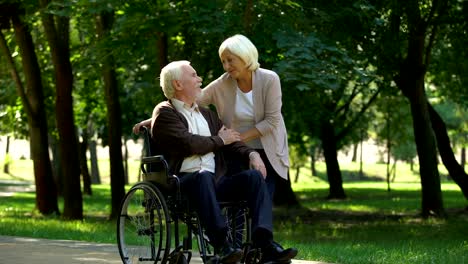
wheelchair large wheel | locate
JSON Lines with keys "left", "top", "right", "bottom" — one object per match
{"left": 224, "top": 206, "right": 261, "bottom": 264}
{"left": 195, "top": 204, "right": 251, "bottom": 263}
{"left": 224, "top": 205, "right": 249, "bottom": 250}
{"left": 117, "top": 182, "right": 171, "bottom": 264}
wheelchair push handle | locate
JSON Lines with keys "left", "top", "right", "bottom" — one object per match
{"left": 139, "top": 125, "right": 150, "bottom": 134}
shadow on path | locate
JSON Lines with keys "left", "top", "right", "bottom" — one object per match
{"left": 0, "top": 235, "right": 332, "bottom": 264}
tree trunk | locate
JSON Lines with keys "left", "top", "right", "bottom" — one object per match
{"left": 392, "top": 1, "right": 446, "bottom": 217}
{"left": 79, "top": 131, "right": 92, "bottom": 195}
{"left": 89, "top": 138, "right": 101, "bottom": 184}
{"left": 157, "top": 32, "right": 168, "bottom": 70}
{"left": 48, "top": 134, "right": 63, "bottom": 196}
{"left": 359, "top": 135, "right": 363, "bottom": 178}
{"left": 351, "top": 143, "right": 358, "bottom": 162}
{"left": 96, "top": 11, "right": 125, "bottom": 219}
{"left": 39, "top": 0, "right": 83, "bottom": 219}
{"left": 310, "top": 145, "right": 317, "bottom": 176}
{"left": 396, "top": 39, "right": 444, "bottom": 217}
{"left": 427, "top": 103, "right": 468, "bottom": 200}
{"left": 386, "top": 115, "right": 391, "bottom": 191}
{"left": 2, "top": 9, "right": 59, "bottom": 215}
{"left": 391, "top": 160, "right": 397, "bottom": 182}
{"left": 462, "top": 148, "right": 466, "bottom": 170}
{"left": 294, "top": 167, "right": 300, "bottom": 183}
{"left": 243, "top": 0, "right": 254, "bottom": 34}
{"left": 320, "top": 120, "right": 346, "bottom": 199}
{"left": 124, "top": 139, "right": 129, "bottom": 185}
{"left": 3, "top": 135, "right": 10, "bottom": 174}
{"left": 407, "top": 90, "right": 444, "bottom": 217}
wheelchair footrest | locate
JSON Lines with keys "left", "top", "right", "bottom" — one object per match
{"left": 168, "top": 248, "right": 191, "bottom": 264}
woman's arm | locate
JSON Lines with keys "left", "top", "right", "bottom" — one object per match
{"left": 240, "top": 127, "right": 262, "bottom": 143}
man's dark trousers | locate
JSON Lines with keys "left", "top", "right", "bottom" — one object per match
{"left": 179, "top": 169, "right": 273, "bottom": 248}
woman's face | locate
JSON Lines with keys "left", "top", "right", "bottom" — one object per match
{"left": 220, "top": 50, "right": 249, "bottom": 79}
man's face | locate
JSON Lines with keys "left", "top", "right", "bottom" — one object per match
{"left": 178, "top": 64, "right": 203, "bottom": 100}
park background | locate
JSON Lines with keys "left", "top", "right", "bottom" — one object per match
{"left": 0, "top": 0, "right": 467, "bottom": 263}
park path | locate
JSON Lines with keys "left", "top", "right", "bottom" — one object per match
{"left": 0, "top": 235, "right": 332, "bottom": 264}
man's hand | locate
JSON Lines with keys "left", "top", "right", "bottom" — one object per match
{"left": 249, "top": 152, "right": 267, "bottom": 178}
{"left": 218, "top": 126, "right": 241, "bottom": 145}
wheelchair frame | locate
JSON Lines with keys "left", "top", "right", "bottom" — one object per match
{"left": 116, "top": 127, "right": 260, "bottom": 264}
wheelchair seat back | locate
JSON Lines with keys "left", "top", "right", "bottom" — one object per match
{"left": 139, "top": 126, "right": 177, "bottom": 193}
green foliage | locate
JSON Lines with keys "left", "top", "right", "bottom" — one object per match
{"left": 274, "top": 30, "right": 381, "bottom": 156}
{"left": 373, "top": 94, "right": 417, "bottom": 163}
{"left": 433, "top": 100, "right": 468, "bottom": 149}
{"left": 0, "top": 30, "right": 28, "bottom": 138}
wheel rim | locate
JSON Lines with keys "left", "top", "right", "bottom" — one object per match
{"left": 117, "top": 183, "right": 171, "bottom": 264}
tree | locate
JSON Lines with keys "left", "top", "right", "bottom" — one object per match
{"left": 375, "top": 0, "right": 455, "bottom": 217}
{"left": 39, "top": 0, "right": 82, "bottom": 219}
{"left": 275, "top": 31, "right": 381, "bottom": 199}
{"left": 95, "top": 9, "right": 125, "bottom": 218}
{"left": 0, "top": 3, "right": 59, "bottom": 215}
{"left": 427, "top": 5, "right": 468, "bottom": 200}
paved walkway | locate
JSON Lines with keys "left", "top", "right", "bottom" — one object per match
{"left": 0, "top": 235, "right": 331, "bottom": 264}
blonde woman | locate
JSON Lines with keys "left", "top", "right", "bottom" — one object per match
{"left": 197, "top": 34, "right": 290, "bottom": 202}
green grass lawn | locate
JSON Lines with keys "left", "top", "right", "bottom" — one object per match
{"left": 1, "top": 158, "right": 468, "bottom": 264}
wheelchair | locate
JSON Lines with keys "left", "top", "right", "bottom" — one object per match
{"left": 117, "top": 127, "right": 260, "bottom": 264}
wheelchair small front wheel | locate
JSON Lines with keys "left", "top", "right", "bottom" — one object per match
{"left": 117, "top": 182, "right": 171, "bottom": 264}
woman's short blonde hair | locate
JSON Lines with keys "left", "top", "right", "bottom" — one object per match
{"left": 159, "top": 60, "right": 191, "bottom": 99}
{"left": 218, "top": 34, "right": 260, "bottom": 71}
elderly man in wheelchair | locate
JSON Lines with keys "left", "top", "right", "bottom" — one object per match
{"left": 120, "top": 60, "right": 297, "bottom": 264}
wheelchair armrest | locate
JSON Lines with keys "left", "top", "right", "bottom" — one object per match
{"left": 140, "top": 155, "right": 181, "bottom": 196}
{"left": 141, "top": 155, "right": 168, "bottom": 174}
{"left": 141, "top": 155, "right": 165, "bottom": 165}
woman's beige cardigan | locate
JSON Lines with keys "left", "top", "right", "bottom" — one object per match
{"left": 197, "top": 68, "right": 290, "bottom": 180}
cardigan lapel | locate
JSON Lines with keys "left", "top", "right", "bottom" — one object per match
{"left": 224, "top": 77, "right": 238, "bottom": 127}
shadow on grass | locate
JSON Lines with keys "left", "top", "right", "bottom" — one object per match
{"left": 313, "top": 169, "right": 384, "bottom": 182}
{"left": 2, "top": 178, "right": 467, "bottom": 226}
{"left": 275, "top": 187, "right": 468, "bottom": 225}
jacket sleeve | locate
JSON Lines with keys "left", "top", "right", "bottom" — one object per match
{"left": 197, "top": 79, "right": 218, "bottom": 107}
{"left": 151, "top": 104, "right": 224, "bottom": 158}
{"left": 255, "top": 71, "right": 283, "bottom": 136}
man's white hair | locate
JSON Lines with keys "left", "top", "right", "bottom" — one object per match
{"left": 159, "top": 60, "right": 191, "bottom": 99}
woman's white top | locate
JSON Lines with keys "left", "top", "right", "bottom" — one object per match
{"left": 232, "top": 87, "right": 263, "bottom": 149}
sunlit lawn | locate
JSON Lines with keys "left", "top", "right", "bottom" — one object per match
{"left": 1, "top": 158, "right": 468, "bottom": 263}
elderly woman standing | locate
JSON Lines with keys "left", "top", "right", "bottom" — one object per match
{"left": 197, "top": 34, "right": 290, "bottom": 201}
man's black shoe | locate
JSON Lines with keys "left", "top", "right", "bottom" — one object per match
{"left": 260, "top": 241, "right": 298, "bottom": 264}
{"left": 219, "top": 242, "right": 243, "bottom": 263}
